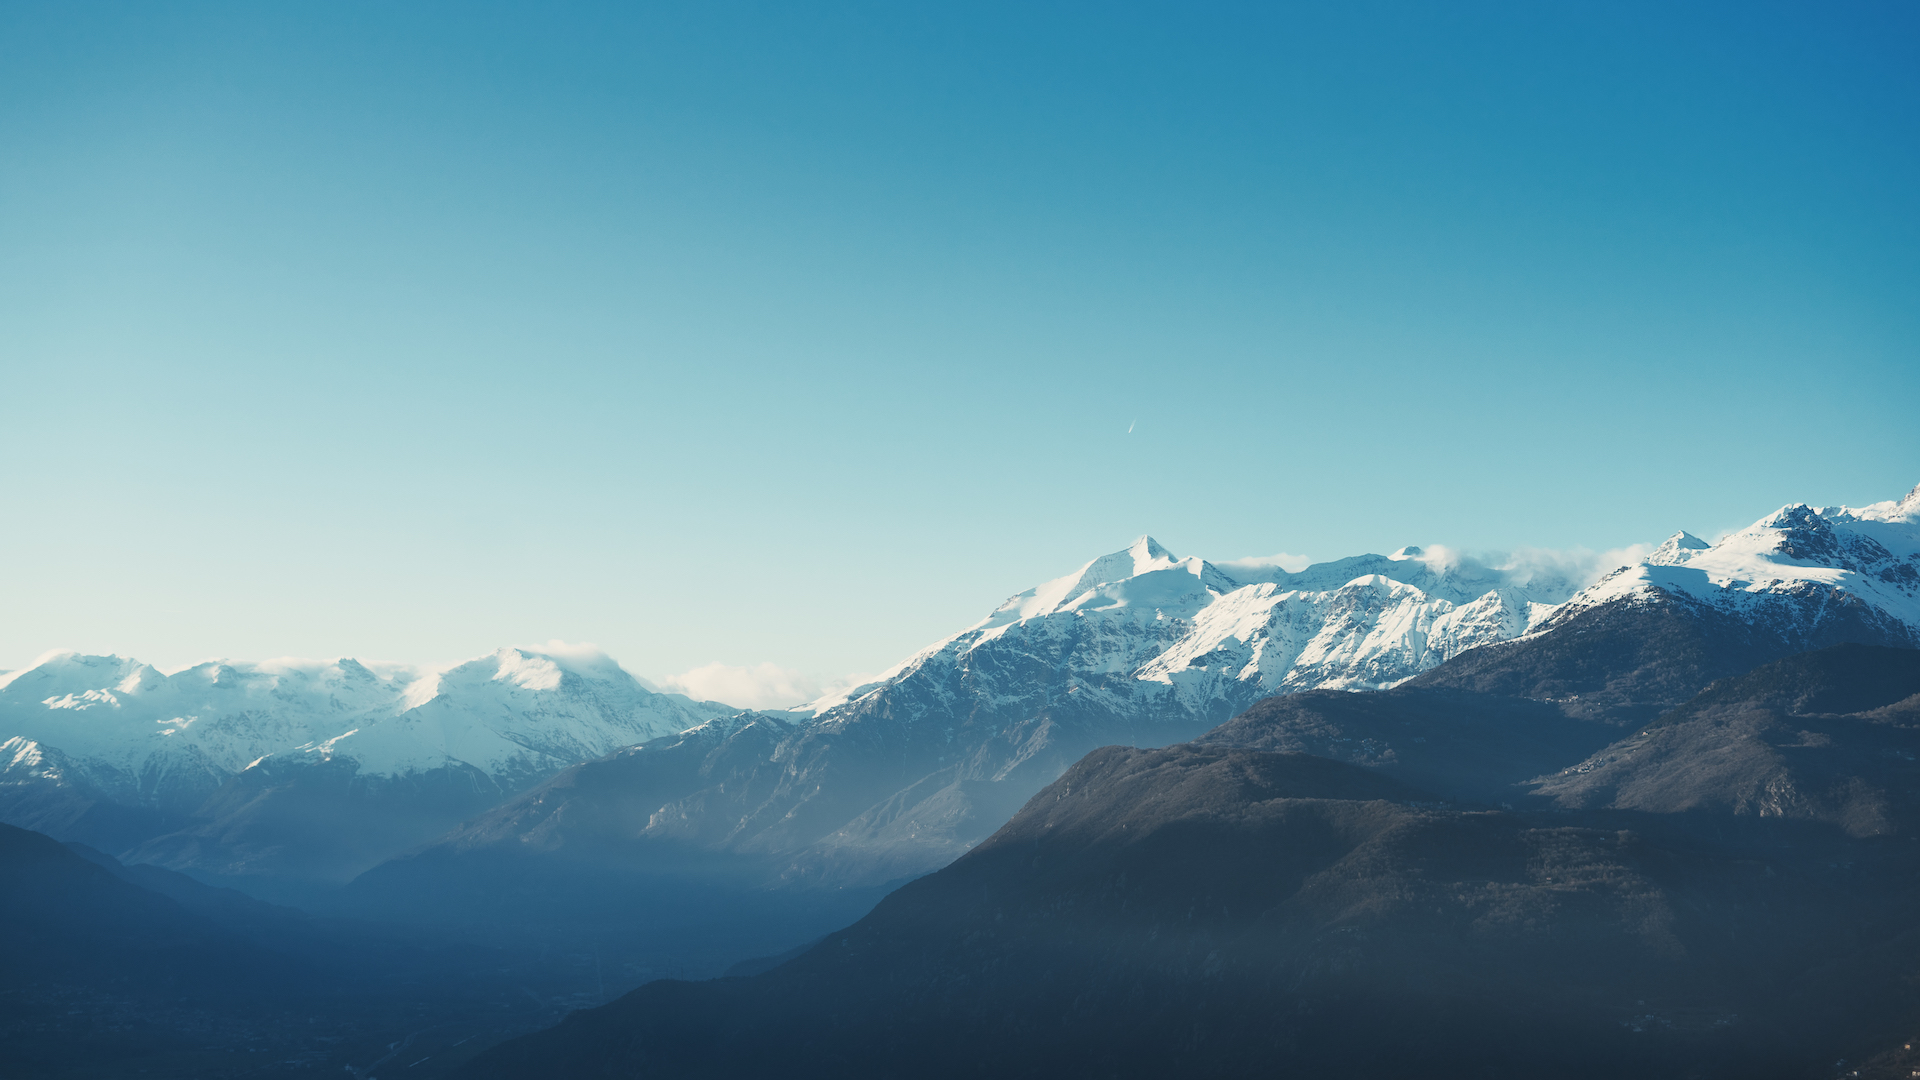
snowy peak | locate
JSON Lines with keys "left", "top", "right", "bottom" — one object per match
{"left": 807, "top": 490, "right": 1919, "bottom": 738}
{"left": 1649, "top": 531, "right": 1711, "bottom": 566}
{"left": 1057, "top": 535, "right": 1188, "bottom": 604}
{"left": 1224, "top": 545, "right": 1590, "bottom": 608}
{"left": 805, "top": 529, "right": 1621, "bottom": 726}
{"left": 1129, "top": 534, "right": 1175, "bottom": 565}
{"left": 0, "top": 651, "right": 155, "bottom": 697}
{"left": 0, "top": 644, "right": 742, "bottom": 799}
{"left": 429, "top": 644, "right": 638, "bottom": 698}
{"left": 1552, "top": 482, "right": 1920, "bottom": 638}
{"left": 975, "top": 536, "right": 1217, "bottom": 632}
{"left": 1826, "top": 482, "right": 1920, "bottom": 525}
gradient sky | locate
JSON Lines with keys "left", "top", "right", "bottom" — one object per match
{"left": 3, "top": 1, "right": 1917, "bottom": 700}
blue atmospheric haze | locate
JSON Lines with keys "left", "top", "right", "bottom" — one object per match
{"left": 0, "top": 1, "right": 1916, "bottom": 686}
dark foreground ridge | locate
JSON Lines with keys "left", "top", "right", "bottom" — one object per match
{"left": 462, "top": 644, "right": 1920, "bottom": 1079}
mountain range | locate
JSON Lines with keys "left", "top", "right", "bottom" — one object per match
{"left": 0, "top": 646, "right": 733, "bottom": 892}
{"left": 4, "top": 483, "right": 1917, "bottom": 908}
{"left": 9, "top": 480, "right": 1920, "bottom": 1079}
{"left": 354, "top": 482, "right": 1920, "bottom": 925}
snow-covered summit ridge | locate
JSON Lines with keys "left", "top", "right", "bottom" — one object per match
{"left": 792, "top": 533, "right": 1621, "bottom": 720}
{"left": 1554, "top": 482, "right": 1920, "bottom": 633}
{"left": 793, "top": 487, "right": 1920, "bottom": 731}
{"left": 0, "top": 643, "right": 739, "bottom": 799}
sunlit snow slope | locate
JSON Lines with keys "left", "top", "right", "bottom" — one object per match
{"left": 1544, "top": 484, "right": 1920, "bottom": 644}
{"left": 791, "top": 535, "right": 1585, "bottom": 729}
{"left": 0, "top": 646, "right": 735, "bottom": 809}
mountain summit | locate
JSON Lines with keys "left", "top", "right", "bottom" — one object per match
{"left": 0, "top": 645, "right": 736, "bottom": 889}
{"left": 1557, "top": 485, "right": 1920, "bottom": 638}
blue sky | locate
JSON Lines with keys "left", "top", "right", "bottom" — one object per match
{"left": 3, "top": 1, "right": 1917, "bottom": 699}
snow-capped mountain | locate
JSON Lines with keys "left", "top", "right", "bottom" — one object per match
{"left": 422, "top": 537, "right": 1605, "bottom": 889}
{"left": 14, "top": 482, "right": 1920, "bottom": 897}
{"left": 1543, "top": 484, "right": 1920, "bottom": 646}
{"left": 783, "top": 483, "right": 1918, "bottom": 742}
{"left": 793, "top": 535, "right": 1585, "bottom": 729}
{"left": 0, "top": 645, "right": 736, "bottom": 810}
{"left": 404, "top": 485, "right": 1920, "bottom": 892}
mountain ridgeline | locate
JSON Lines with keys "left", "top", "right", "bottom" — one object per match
{"left": 353, "top": 486, "right": 1920, "bottom": 940}
{"left": 6, "top": 483, "right": 1920, "bottom": 1078}
{"left": 0, "top": 647, "right": 738, "bottom": 898}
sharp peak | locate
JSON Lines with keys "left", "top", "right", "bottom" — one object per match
{"left": 1126, "top": 535, "right": 1175, "bottom": 559}
{"left": 1072, "top": 536, "right": 1184, "bottom": 577}
{"left": 1882, "top": 481, "right": 1920, "bottom": 515}
{"left": 1760, "top": 502, "right": 1828, "bottom": 528}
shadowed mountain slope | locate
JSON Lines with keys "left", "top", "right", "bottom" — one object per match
{"left": 461, "top": 724, "right": 1920, "bottom": 1079}
{"left": 1529, "top": 644, "right": 1920, "bottom": 836}
{"left": 344, "top": 714, "right": 897, "bottom": 974}
{"left": 1197, "top": 687, "right": 1618, "bottom": 804}
{"left": 0, "top": 822, "right": 306, "bottom": 997}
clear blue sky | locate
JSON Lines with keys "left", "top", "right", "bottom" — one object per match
{"left": 3, "top": 1, "right": 1917, "bottom": 693}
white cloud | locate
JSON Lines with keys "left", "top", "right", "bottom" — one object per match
{"left": 1490, "top": 543, "right": 1656, "bottom": 588}
{"left": 1216, "top": 551, "right": 1313, "bottom": 576}
{"left": 1205, "top": 542, "right": 1658, "bottom": 595}
{"left": 654, "top": 661, "right": 830, "bottom": 711}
